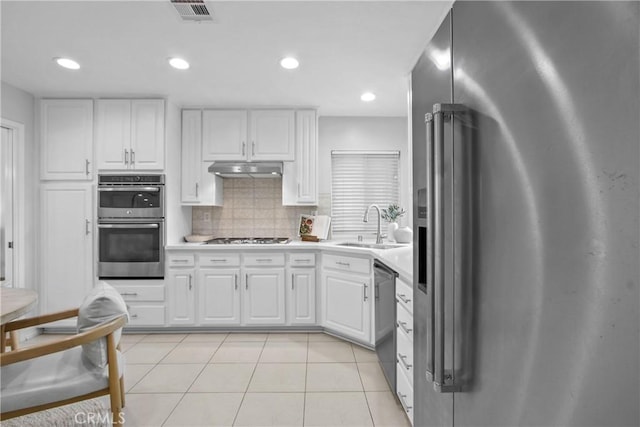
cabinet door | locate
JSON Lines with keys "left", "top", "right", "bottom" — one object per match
{"left": 243, "top": 268, "right": 286, "bottom": 325}
{"left": 40, "top": 99, "right": 93, "bottom": 180}
{"left": 288, "top": 268, "right": 316, "bottom": 325}
{"left": 181, "top": 110, "right": 202, "bottom": 203}
{"left": 198, "top": 269, "right": 241, "bottom": 325}
{"left": 130, "top": 100, "right": 165, "bottom": 170}
{"left": 202, "top": 110, "right": 247, "bottom": 161}
{"left": 181, "top": 110, "right": 223, "bottom": 205}
{"left": 168, "top": 269, "right": 195, "bottom": 325}
{"left": 249, "top": 110, "right": 295, "bottom": 161}
{"left": 283, "top": 110, "right": 317, "bottom": 205}
{"left": 41, "top": 184, "right": 93, "bottom": 326}
{"left": 96, "top": 99, "right": 130, "bottom": 170}
{"left": 322, "top": 271, "right": 372, "bottom": 343}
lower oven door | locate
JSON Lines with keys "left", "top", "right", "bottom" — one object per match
{"left": 98, "top": 219, "right": 164, "bottom": 279}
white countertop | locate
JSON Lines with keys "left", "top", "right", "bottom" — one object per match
{"left": 166, "top": 239, "right": 414, "bottom": 282}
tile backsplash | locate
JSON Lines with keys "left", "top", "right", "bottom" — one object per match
{"left": 192, "top": 178, "right": 318, "bottom": 238}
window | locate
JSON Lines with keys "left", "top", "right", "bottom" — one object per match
{"left": 331, "top": 151, "right": 400, "bottom": 238}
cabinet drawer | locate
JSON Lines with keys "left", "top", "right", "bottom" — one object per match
{"left": 396, "top": 303, "right": 413, "bottom": 342}
{"left": 396, "top": 364, "right": 414, "bottom": 425}
{"left": 113, "top": 284, "right": 165, "bottom": 302}
{"left": 126, "top": 305, "right": 166, "bottom": 326}
{"left": 396, "top": 322, "right": 414, "bottom": 385}
{"left": 167, "top": 254, "right": 195, "bottom": 268}
{"left": 323, "top": 254, "right": 371, "bottom": 275}
{"left": 289, "top": 253, "right": 315, "bottom": 267}
{"left": 244, "top": 253, "right": 285, "bottom": 267}
{"left": 199, "top": 253, "right": 240, "bottom": 267}
{"left": 396, "top": 278, "right": 413, "bottom": 315}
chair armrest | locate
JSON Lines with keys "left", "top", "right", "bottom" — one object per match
{"left": 0, "top": 314, "right": 127, "bottom": 366}
{"left": 3, "top": 308, "right": 80, "bottom": 332}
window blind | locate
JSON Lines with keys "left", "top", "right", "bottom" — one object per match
{"left": 331, "top": 151, "right": 400, "bottom": 237}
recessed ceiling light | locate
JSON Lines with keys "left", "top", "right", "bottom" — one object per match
{"left": 169, "top": 57, "right": 190, "bottom": 70}
{"left": 280, "top": 57, "right": 299, "bottom": 70}
{"left": 361, "top": 92, "right": 376, "bottom": 102}
{"left": 54, "top": 57, "right": 80, "bottom": 70}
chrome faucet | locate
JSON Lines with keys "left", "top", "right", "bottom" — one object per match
{"left": 363, "top": 204, "right": 384, "bottom": 244}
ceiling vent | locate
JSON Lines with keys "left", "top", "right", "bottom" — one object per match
{"left": 171, "top": 0, "right": 213, "bottom": 22}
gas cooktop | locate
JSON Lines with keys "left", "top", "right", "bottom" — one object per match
{"left": 204, "top": 237, "right": 291, "bottom": 245}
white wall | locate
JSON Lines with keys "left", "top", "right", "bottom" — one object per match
{"left": 0, "top": 81, "right": 37, "bottom": 291}
{"left": 318, "top": 116, "right": 412, "bottom": 227}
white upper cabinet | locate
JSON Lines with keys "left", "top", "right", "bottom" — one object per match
{"left": 181, "top": 110, "right": 223, "bottom": 205}
{"left": 202, "top": 109, "right": 294, "bottom": 162}
{"left": 96, "top": 99, "right": 165, "bottom": 170}
{"left": 40, "top": 99, "right": 93, "bottom": 181}
{"left": 283, "top": 110, "right": 318, "bottom": 205}
{"left": 202, "top": 110, "right": 248, "bottom": 161}
{"left": 249, "top": 110, "right": 295, "bottom": 161}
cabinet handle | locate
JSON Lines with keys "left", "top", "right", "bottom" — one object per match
{"left": 124, "top": 149, "right": 129, "bottom": 165}
{"left": 255, "top": 258, "right": 273, "bottom": 262}
{"left": 188, "top": 274, "right": 192, "bottom": 290}
{"left": 336, "top": 261, "right": 350, "bottom": 267}
{"left": 121, "top": 292, "right": 139, "bottom": 296}
{"left": 131, "top": 313, "right": 139, "bottom": 319}
{"left": 208, "top": 259, "right": 227, "bottom": 263}
{"left": 252, "top": 141, "right": 255, "bottom": 156}
{"left": 397, "top": 392, "right": 413, "bottom": 413}
{"left": 397, "top": 321, "right": 413, "bottom": 335}
{"left": 363, "top": 284, "right": 368, "bottom": 301}
{"left": 172, "top": 259, "right": 189, "bottom": 263}
{"left": 85, "top": 219, "right": 91, "bottom": 235}
{"left": 397, "top": 294, "right": 412, "bottom": 304}
{"left": 242, "top": 142, "right": 246, "bottom": 156}
{"left": 85, "top": 159, "right": 90, "bottom": 175}
{"left": 235, "top": 274, "right": 238, "bottom": 290}
{"left": 398, "top": 353, "right": 413, "bottom": 370}
{"left": 291, "top": 273, "right": 295, "bottom": 290}
{"left": 195, "top": 182, "right": 199, "bottom": 198}
{"left": 245, "top": 274, "right": 249, "bottom": 290}
{"left": 294, "top": 259, "right": 311, "bottom": 264}
{"left": 131, "top": 149, "right": 136, "bottom": 165}
{"left": 297, "top": 183, "right": 301, "bottom": 197}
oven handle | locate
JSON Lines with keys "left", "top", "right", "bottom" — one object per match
{"left": 98, "top": 187, "right": 161, "bottom": 192}
{"left": 98, "top": 224, "right": 160, "bottom": 229}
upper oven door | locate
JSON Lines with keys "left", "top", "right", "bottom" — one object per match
{"left": 98, "top": 185, "right": 164, "bottom": 218}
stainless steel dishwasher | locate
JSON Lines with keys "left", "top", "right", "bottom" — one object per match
{"left": 374, "top": 260, "right": 399, "bottom": 391}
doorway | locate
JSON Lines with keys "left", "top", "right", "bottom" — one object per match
{"left": 1, "top": 125, "right": 14, "bottom": 288}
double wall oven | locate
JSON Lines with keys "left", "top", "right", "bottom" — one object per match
{"left": 97, "top": 174, "right": 165, "bottom": 279}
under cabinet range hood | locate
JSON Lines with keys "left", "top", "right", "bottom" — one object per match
{"left": 207, "top": 162, "right": 283, "bottom": 178}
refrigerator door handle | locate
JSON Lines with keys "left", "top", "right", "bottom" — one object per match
{"left": 425, "top": 112, "right": 435, "bottom": 383}
{"left": 432, "top": 103, "right": 465, "bottom": 393}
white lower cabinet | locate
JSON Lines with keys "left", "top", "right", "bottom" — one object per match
{"left": 396, "top": 277, "right": 414, "bottom": 425}
{"left": 288, "top": 268, "right": 316, "bottom": 325}
{"left": 168, "top": 268, "right": 196, "bottom": 325}
{"left": 243, "top": 268, "right": 286, "bottom": 325}
{"left": 198, "top": 268, "right": 241, "bottom": 325}
{"left": 108, "top": 280, "right": 166, "bottom": 327}
{"left": 41, "top": 184, "right": 93, "bottom": 326}
{"left": 321, "top": 253, "right": 373, "bottom": 345}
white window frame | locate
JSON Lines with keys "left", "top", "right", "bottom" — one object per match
{"left": 330, "top": 150, "right": 400, "bottom": 240}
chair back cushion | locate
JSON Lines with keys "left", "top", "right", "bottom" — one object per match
{"left": 77, "top": 282, "right": 129, "bottom": 367}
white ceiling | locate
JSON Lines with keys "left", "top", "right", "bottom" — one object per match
{"left": 1, "top": 1, "right": 451, "bottom": 117}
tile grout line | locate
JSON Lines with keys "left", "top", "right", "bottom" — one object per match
{"left": 352, "top": 344, "right": 377, "bottom": 427}
{"left": 303, "top": 333, "right": 309, "bottom": 427}
{"left": 230, "top": 335, "right": 267, "bottom": 426}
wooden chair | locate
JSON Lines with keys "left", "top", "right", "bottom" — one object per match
{"left": 0, "top": 309, "right": 127, "bottom": 426}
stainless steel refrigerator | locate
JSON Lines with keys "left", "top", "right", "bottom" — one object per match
{"left": 411, "top": 2, "right": 639, "bottom": 426}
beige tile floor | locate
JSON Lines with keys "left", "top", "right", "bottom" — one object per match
{"left": 22, "top": 331, "right": 410, "bottom": 426}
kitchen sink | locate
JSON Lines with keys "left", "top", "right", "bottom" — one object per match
{"left": 337, "top": 242, "right": 404, "bottom": 250}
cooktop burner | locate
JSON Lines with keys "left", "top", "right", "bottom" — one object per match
{"left": 205, "top": 237, "right": 291, "bottom": 245}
